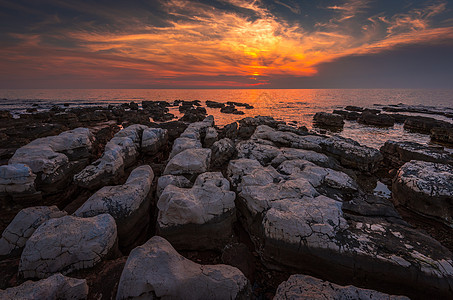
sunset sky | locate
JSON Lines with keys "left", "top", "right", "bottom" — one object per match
{"left": 1, "top": 0, "right": 452, "bottom": 88}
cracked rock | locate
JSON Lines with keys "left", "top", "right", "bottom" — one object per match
{"left": 163, "top": 148, "right": 211, "bottom": 176}
{"left": 141, "top": 127, "right": 168, "bottom": 155}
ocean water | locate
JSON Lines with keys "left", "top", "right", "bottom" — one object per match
{"left": 1, "top": 89, "right": 452, "bottom": 150}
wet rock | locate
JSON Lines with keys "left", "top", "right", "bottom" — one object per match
{"left": 393, "top": 161, "right": 453, "bottom": 227}
{"left": 203, "top": 127, "right": 218, "bottom": 148}
{"left": 0, "top": 206, "right": 66, "bottom": 256}
{"left": 388, "top": 113, "right": 410, "bottom": 124}
{"left": 0, "top": 273, "right": 88, "bottom": 300}
{"left": 180, "top": 107, "right": 207, "bottom": 123}
{"left": 129, "top": 101, "right": 138, "bottom": 110}
{"left": 358, "top": 112, "right": 395, "bottom": 127}
{"left": 116, "top": 236, "right": 249, "bottom": 299}
{"left": 274, "top": 274, "right": 409, "bottom": 300}
{"left": 156, "top": 175, "right": 192, "bottom": 198}
{"left": 404, "top": 116, "right": 452, "bottom": 134}
{"left": 227, "top": 101, "right": 254, "bottom": 109}
{"left": 19, "top": 214, "right": 118, "bottom": 279}
{"left": 163, "top": 148, "right": 211, "bottom": 176}
{"left": 141, "top": 128, "right": 168, "bottom": 155}
{"left": 206, "top": 100, "right": 225, "bottom": 108}
{"left": 344, "top": 105, "right": 364, "bottom": 112}
{"left": 276, "top": 124, "right": 308, "bottom": 135}
{"left": 221, "top": 122, "right": 238, "bottom": 140}
{"left": 431, "top": 127, "right": 453, "bottom": 145}
{"left": 157, "top": 172, "right": 236, "bottom": 249}
{"left": 142, "top": 101, "right": 171, "bottom": 122}
{"left": 74, "top": 166, "right": 153, "bottom": 249}
{"left": 380, "top": 140, "right": 453, "bottom": 168}
{"left": 210, "top": 138, "right": 236, "bottom": 168}
{"left": 74, "top": 125, "right": 147, "bottom": 190}
{"left": 313, "top": 112, "right": 344, "bottom": 128}
{"left": 221, "top": 105, "right": 244, "bottom": 115}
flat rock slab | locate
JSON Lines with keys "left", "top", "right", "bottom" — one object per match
{"left": 157, "top": 172, "right": 236, "bottom": 250}
{"left": 163, "top": 148, "right": 211, "bottom": 176}
{"left": 0, "top": 206, "right": 66, "bottom": 256}
{"left": 393, "top": 160, "right": 453, "bottom": 227}
{"left": 19, "top": 214, "right": 117, "bottom": 278}
{"left": 74, "top": 165, "right": 153, "bottom": 248}
{"left": 116, "top": 236, "right": 249, "bottom": 300}
{"left": 274, "top": 274, "right": 409, "bottom": 300}
{"left": 0, "top": 273, "right": 88, "bottom": 300}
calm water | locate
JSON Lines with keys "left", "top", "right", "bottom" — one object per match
{"left": 1, "top": 89, "right": 452, "bottom": 150}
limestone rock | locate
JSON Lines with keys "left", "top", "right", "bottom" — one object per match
{"left": 393, "top": 161, "right": 453, "bottom": 227}
{"left": 163, "top": 148, "right": 211, "bottom": 176}
{"left": 358, "top": 112, "right": 395, "bottom": 127}
{"left": 274, "top": 274, "right": 409, "bottom": 300}
{"left": 74, "top": 125, "right": 147, "bottom": 190}
{"left": 210, "top": 138, "right": 236, "bottom": 168}
{"left": 169, "top": 137, "right": 202, "bottom": 159}
{"left": 157, "top": 172, "right": 236, "bottom": 249}
{"left": 380, "top": 140, "right": 453, "bottom": 168}
{"left": 0, "top": 164, "right": 36, "bottom": 195}
{"left": 251, "top": 125, "right": 321, "bottom": 151}
{"left": 74, "top": 165, "right": 153, "bottom": 248}
{"left": 431, "top": 127, "right": 453, "bottom": 145}
{"left": 141, "top": 127, "right": 168, "bottom": 155}
{"left": 0, "top": 206, "right": 66, "bottom": 256}
{"left": 404, "top": 116, "right": 452, "bottom": 134}
{"left": 116, "top": 236, "right": 249, "bottom": 299}
{"left": 203, "top": 127, "right": 218, "bottom": 148}
{"left": 19, "top": 214, "right": 117, "bottom": 278}
{"left": 237, "top": 140, "right": 280, "bottom": 166}
{"left": 313, "top": 112, "right": 345, "bottom": 128}
{"left": 157, "top": 175, "right": 192, "bottom": 198}
{"left": 0, "top": 273, "right": 88, "bottom": 300}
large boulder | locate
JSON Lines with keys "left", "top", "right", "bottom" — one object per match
{"left": 210, "top": 138, "right": 236, "bottom": 168}
{"left": 0, "top": 206, "right": 66, "bottom": 256}
{"left": 157, "top": 172, "right": 236, "bottom": 249}
{"left": 163, "top": 148, "right": 211, "bottom": 176}
{"left": 251, "top": 125, "right": 321, "bottom": 151}
{"left": 156, "top": 175, "right": 192, "bottom": 198}
{"left": 393, "top": 161, "right": 453, "bottom": 227}
{"left": 116, "top": 236, "right": 249, "bottom": 299}
{"left": 404, "top": 116, "right": 452, "bottom": 134}
{"left": 0, "top": 164, "right": 38, "bottom": 201}
{"left": 74, "top": 125, "right": 147, "bottom": 190}
{"left": 74, "top": 165, "right": 153, "bottom": 248}
{"left": 313, "top": 112, "right": 344, "bottom": 128}
{"left": 228, "top": 158, "right": 453, "bottom": 299}
{"left": 274, "top": 274, "right": 409, "bottom": 300}
{"left": 0, "top": 273, "right": 88, "bottom": 300}
{"left": 238, "top": 116, "right": 284, "bottom": 139}
{"left": 169, "top": 137, "right": 202, "bottom": 159}
{"left": 380, "top": 140, "right": 453, "bottom": 168}
{"left": 141, "top": 127, "right": 168, "bottom": 155}
{"left": 19, "top": 214, "right": 118, "bottom": 278}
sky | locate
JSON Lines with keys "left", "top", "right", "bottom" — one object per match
{"left": 0, "top": 0, "right": 452, "bottom": 89}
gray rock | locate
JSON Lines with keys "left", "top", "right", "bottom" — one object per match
{"left": 210, "top": 138, "right": 236, "bottom": 168}
{"left": 251, "top": 125, "right": 321, "bottom": 151}
{"left": 116, "top": 236, "right": 249, "bottom": 300}
{"left": 381, "top": 140, "right": 453, "bottom": 168}
{"left": 404, "top": 116, "right": 452, "bottom": 134}
{"left": 141, "top": 128, "right": 168, "bottom": 155}
{"left": 237, "top": 140, "right": 280, "bottom": 166}
{"left": 203, "top": 127, "right": 218, "bottom": 148}
{"left": 157, "top": 172, "right": 236, "bottom": 249}
{"left": 313, "top": 112, "right": 344, "bottom": 128}
{"left": 169, "top": 137, "right": 202, "bottom": 159}
{"left": 0, "top": 206, "right": 66, "bottom": 256}
{"left": 74, "top": 125, "right": 147, "bottom": 189}
{"left": 0, "top": 273, "right": 88, "bottom": 300}
{"left": 393, "top": 161, "right": 453, "bottom": 227}
{"left": 431, "top": 127, "right": 453, "bottom": 145}
{"left": 74, "top": 165, "right": 153, "bottom": 248}
{"left": 0, "top": 164, "right": 36, "bottom": 195}
{"left": 19, "top": 214, "right": 117, "bottom": 278}
{"left": 270, "top": 148, "right": 336, "bottom": 169}
{"left": 358, "top": 112, "right": 395, "bottom": 127}
{"left": 163, "top": 148, "right": 211, "bottom": 176}
{"left": 274, "top": 274, "right": 409, "bottom": 300}
{"left": 157, "top": 175, "right": 192, "bottom": 198}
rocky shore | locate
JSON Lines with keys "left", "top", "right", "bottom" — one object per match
{"left": 0, "top": 101, "right": 452, "bottom": 299}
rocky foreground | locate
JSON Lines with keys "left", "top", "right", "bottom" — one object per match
{"left": 0, "top": 102, "right": 453, "bottom": 299}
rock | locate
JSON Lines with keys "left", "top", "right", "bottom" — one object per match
{"left": 236, "top": 140, "right": 281, "bottom": 166}
{"left": 180, "top": 107, "right": 207, "bottom": 123}
{"left": 393, "top": 161, "right": 453, "bottom": 227}
{"left": 274, "top": 274, "right": 409, "bottom": 300}
{"left": 203, "top": 127, "right": 218, "bottom": 148}
{"left": 0, "top": 110, "right": 12, "bottom": 119}
{"left": 74, "top": 125, "right": 147, "bottom": 190}
{"left": 344, "top": 105, "right": 364, "bottom": 112}
{"left": 221, "top": 122, "right": 238, "bottom": 140}
{"left": 0, "top": 206, "right": 66, "bottom": 256}
{"left": 221, "top": 105, "right": 243, "bottom": 115}
{"left": 169, "top": 137, "right": 202, "bottom": 159}
{"left": 380, "top": 140, "right": 453, "bottom": 168}
{"left": 141, "top": 128, "right": 168, "bottom": 155}
{"left": 404, "top": 116, "right": 452, "bottom": 134}
{"left": 332, "top": 109, "right": 361, "bottom": 120}
{"left": 221, "top": 243, "right": 256, "bottom": 280}
{"left": 0, "top": 164, "right": 37, "bottom": 196}
{"left": 313, "top": 112, "right": 344, "bottom": 128}
{"left": 19, "top": 214, "right": 117, "bottom": 278}
{"left": 0, "top": 273, "right": 88, "bottom": 300}
{"left": 74, "top": 166, "right": 153, "bottom": 249}
{"left": 156, "top": 175, "right": 192, "bottom": 198}
{"left": 179, "top": 115, "right": 214, "bottom": 140}
{"left": 163, "top": 148, "right": 211, "bottom": 176}
{"left": 227, "top": 101, "right": 254, "bottom": 109}
{"left": 238, "top": 116, "right": 284, "bottom": 140}
{"left": 251, "top": 125, "right": 321, "bottom": 151}
{"left": 431, "top": 127, "right": 453, "bottom": 145}
{"left": 210, "top": 138, "right": 236, "bottom": 168}
{"left": 276, "top": 124, "right": 308, "bottom": 135}
{"left": 116, "top": 236, "right": 249, "bottom": 299}
{"left": 206, "top": 100, "right": 225, "bottom": 108}
{"left": 229, "top": 158, "right": 453, "bottom": 299}
{"left": 270, "top": 148, "right": 337, "bottom": 169}
{"left": 129, "top": 101, "right": 138, "bottom": 110}
{"left": 157, "top": 172, "right": 236, "bottom": 249}
{"left": 358, "top": 112, "right": 395, "bottom": 127}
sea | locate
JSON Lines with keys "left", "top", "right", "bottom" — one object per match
{"left": 1, "top": 89, "right": 452, "bottom": 151}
